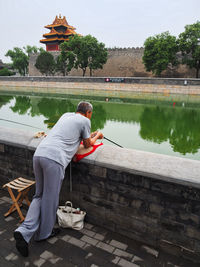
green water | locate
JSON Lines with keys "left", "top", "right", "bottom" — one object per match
{"left": 0, "top": 91, "right": 200, "bottom": 161}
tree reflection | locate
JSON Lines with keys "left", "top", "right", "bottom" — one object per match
{"left": 0, "top": 95, "right": 13, "bottom": 109}
{"left": 140, "top": 106, "right": 172, "bottom": 143}
{"left": 37, "top": 98, "right": 75, "bottom": 128}
{"left": 11, "top": 96, "right": 31, "bottom": 114}
{"left": 169, "top": 109, "right": 200, "bottom": 154}
{"left": 10, "top": 96, "right": 107, "bottom": 130}
{"left": 90, "top": 103, "right": 107, "bottom": 132}
{"left": 139, "top": 106, "right": 200, "bottom": 155}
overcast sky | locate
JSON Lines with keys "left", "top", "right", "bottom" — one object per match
{"left": 0, "top": 0, "right": 199, "bottom": 63}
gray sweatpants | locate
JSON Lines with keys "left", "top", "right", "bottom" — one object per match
{"left": 15, "top": 156, "right": 65, "bottom": 243}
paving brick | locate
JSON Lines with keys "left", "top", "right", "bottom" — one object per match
{"left": 47, "top": 237, "right": 58, "bottom": 244}
{"left": 40, "top": 250, "right": 54, "bottom": 260}
{"left": 85, "top": 252, "right": 93, "bottom": 259}
{"left": 49, "top": 256, "right": 62, "bottom": 264}
{"left": 68, "top": 237, "right": 86, "bottom": 248}
{"left": 132, "top": 256, "right": 143, "bottom": 263}
{"left": 113, "top": 248, "right": 133, "bottom": 259}
{"left": 81, "top": 228, "right": 96, "bottom": 237}
{"left": 141, "top": 245, "right": 159, "bottom": 258}
{"left": 1, "top": 196, "right": 12, "bottom": 203}
{"left": 118, "top": 258, "right": 140, "bottom": 267}
{"left": 33, "top": 258, "right": 46, "bottom": 267}
{"left": 112, "top": 256, "right": 120, "bottom": 264}
{"left": 81, "top": 235, "right": 99, "bottom": 246}
{"left": 5, "top": 252, "right": 16, "bottom": 261}
{"left": 109, "top": 239, "right": 128, "bottom": 250}
{"left": 0, "top": 230, "right": 6, "bottom": 235}
{"left": 85, "top": 223, "right": 94, "bottom": 230}
{"left": 96, "top": 241, "right": 115, "bottom": 253}
{"left": 5, "top": 216, "right": 14, "bottom": 222}
{"left": 94, "top": 233, "right": 105, "bottom": 241}
{"left": 61, "top": 234, "right": 71, "bottom": 242}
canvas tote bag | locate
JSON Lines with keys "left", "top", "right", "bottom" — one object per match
{"left": 57, "top": 201, "right": 86, "bottom": 230}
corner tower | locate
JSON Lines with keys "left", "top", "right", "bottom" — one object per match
{"left": 40, "top": 15, "right": 78, "bottom": 51}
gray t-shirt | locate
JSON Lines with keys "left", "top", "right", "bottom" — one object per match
{"left": 34, "top": 113, "right": 91, "bottom": 168}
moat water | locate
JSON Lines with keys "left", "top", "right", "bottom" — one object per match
{"left": 0, "top": 91, "right": 200, "bottom": 161}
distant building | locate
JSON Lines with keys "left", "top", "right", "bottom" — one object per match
{"left": 40, "top": 15, "right": 79, "bottom": 51}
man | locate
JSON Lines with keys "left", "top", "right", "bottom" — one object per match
{"left": 14, "top": 101, "right": 103, "bottom": 257}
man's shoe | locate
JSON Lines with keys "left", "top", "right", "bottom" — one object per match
{"left": 48, "top": 227, "right": 61, "bottom": 238}
{"left": 14, "top": 231, "right": 29, "bottom": 257}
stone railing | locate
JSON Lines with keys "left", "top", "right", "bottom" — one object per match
{"left": 0, "top": 76, "right": 200, "bottom": 85}
{"left": 0, "top": 126, "right": 200, "bottom": 262}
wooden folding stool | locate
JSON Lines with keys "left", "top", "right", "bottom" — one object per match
{"left": 3, "top": 177, "right": 35, "bottom": 222}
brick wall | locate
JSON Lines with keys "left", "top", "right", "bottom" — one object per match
{"left": 0, "top": 126, "right": 200, "bottom": 262}
{"left": 28, "top": 48, "right": 196, "bottom": 78}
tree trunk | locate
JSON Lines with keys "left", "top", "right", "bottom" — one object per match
{"left": 196, "top": 67, "right": 199, "bottom": 78}
{"left": 82, "top": 69, "right": 86, "bottom": 76}
{"left": 90, "top": 68, "right": 92, "bottom": 77}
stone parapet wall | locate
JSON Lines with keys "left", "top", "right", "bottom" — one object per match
{"left": 0, "top": 126, "right": 200, "bottom": 262}
{"left": 0, "top": 76, "right": 200, "bottom": 95}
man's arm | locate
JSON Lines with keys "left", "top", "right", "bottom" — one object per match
{"left": 83, "top": 131, "right": 103, "bottom": 148}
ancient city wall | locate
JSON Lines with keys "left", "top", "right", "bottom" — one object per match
{"left": 28, "top": 48, "right": 195, "bottom": 78}
{"left": 1, "top": 126, "right": 200, "bottom": 262}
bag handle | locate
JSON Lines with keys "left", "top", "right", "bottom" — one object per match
{"left": 64, "top": 201, "right": 73, "bottom": 213}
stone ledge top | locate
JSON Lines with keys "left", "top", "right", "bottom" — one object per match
{"left": 0, "top": 126, "right": 200, "bottom": 189}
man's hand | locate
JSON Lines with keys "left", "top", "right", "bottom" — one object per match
{"left": 83, "top": 131, "right": 104, "bottom": 148}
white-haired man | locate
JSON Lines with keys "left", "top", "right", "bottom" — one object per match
{"left": 14, "top": 101, "right": 103, "bottom": 257}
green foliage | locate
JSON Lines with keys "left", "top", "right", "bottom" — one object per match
{"left": 177, "top": 21, "right": 200, "bottom": 78}
{"left": 56, "top": 46, "right": 75, "bottom": 76}
{"left": 5, "top": 45, "right": 43, "bottom": 76}
{"left": 0, "top": 67, "right": 15, "bottom": 76}
{"left": 35, "top": 51, "right": 56, "bottom": 76}
{"left": 140, "top": 106, "right": 200, "bottom": 155}
{"left": 60, "top": 35, "right": 108, "bottom": 76}
{"left": 6, "top": 47, "right": 29, "bottom": 76}
{"left": 143, "top": 32, "right": 178, "bottom": 76}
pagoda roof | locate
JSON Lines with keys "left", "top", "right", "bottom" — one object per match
{"left": 40, "top": 37, "right": 69, "bottom": 43}
{"left": 43, "top": 27, "right": 77, "bottom": 38}
{"left": 45, "top": 15, "right": 76, "bottom": 30}
{"left": 40, "top": 15, "right": 79, "bottom": 46}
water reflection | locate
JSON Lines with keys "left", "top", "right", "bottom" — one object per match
{"left": 140, "top": 106, "right": 200, "bottom": 155}
{"left": 0, "top": 94, "right": 200, "bottom": 157}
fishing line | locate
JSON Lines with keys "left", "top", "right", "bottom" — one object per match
{"left": 0, "top": 118, "right": 43, "bottom": 130}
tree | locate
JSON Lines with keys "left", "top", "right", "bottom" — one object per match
{"left": 143, "top": 32, "right": 179, "bottom": 76}
{"left": 87, "top": 37, "right": 108, "bottom": 76}
{"left": 178, "top": 21, "right": 200, "bottom": 78}
{"left": 5, "top": 45, "right": 44, "bottom": 76}
{"left": 61, "top": 35, "right": 108, "bottom": 76}
{"left": 56, "top": 43, "right": 75, "bottom": 76}
{"left": 6, "top": 47, "right": 29, "bottom": 76}
{"left": 0, "top": 67, "right": 15, "bottom": 76}
{"left": 23, "top": 45, "right": 45, "bottom": 57}
{"left": 35, "top": 51, "right": 56, "bottom": 76}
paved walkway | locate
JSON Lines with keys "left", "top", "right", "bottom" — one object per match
{"left": 0, "top": 189, "right": 199, "bottom": 267}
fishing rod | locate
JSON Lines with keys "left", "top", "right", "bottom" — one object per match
{"left": 0, "top": 118, "right": 123, "bottom": 148}
{"left": 0, "top": 118, "right": 43, "bottom": 130}
{"left": 104, "top": 136, "right": 123, "bottom": 148}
